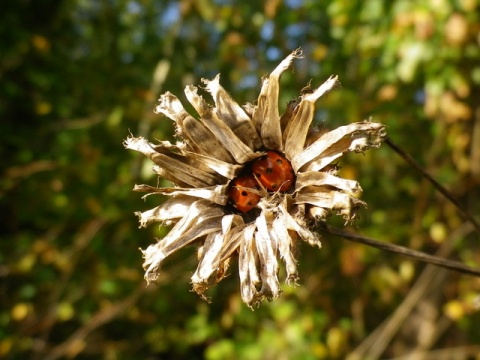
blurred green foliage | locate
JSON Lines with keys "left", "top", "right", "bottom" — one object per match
{"left": 1, "top": 0, "right": 480, "bottom": 359}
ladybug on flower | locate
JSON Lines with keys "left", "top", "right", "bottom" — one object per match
{"left": 228, "top": 174, "right": 261, "bottom": 213}
{"left": 228, "top": 151, "right": 295, "bottom": 213}
{"left": 125, "top": 48, "right": 386, "bottom": 307}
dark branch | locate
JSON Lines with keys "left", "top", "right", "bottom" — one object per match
{"left": 385, "top": 136, "right": 480, "bottom": 235}
{"left": 322, "top": 224, "right": 480, "bottom": 277}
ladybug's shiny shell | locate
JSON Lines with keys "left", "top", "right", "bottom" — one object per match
{"left": 252, "top": 151, "right": 295, "bottom": 192}
{"left": 228, "top": 175, "right": 261, "bottom": 213}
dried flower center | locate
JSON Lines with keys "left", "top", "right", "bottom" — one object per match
{"left": 228, "top": 150, "right": 296, "bottom": 213}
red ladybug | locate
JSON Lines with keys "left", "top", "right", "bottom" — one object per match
{"left": 252, "top": 151, "right": 295, "bottom": 192}
{"left": 228, "top": 175, "right": 261, "bottom": 213}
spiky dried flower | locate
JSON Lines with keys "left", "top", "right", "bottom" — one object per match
{"left": 124, "top": 48, "right": 386, "bottom": 307}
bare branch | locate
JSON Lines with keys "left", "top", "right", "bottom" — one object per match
{"left": 321, "top": 224, "right": 480, "bottom": 277}
{"left": 385, "top": 137, "right": 480, "bottom": 235}
{"left": 43, "top": 284, "right": 147, "bottom": 360}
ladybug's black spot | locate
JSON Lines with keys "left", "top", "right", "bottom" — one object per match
{"left": 241, "top": 191, "right": 248, "bottom": 196}
{"left": 276, "top": 159, "right": 283, "bottom": 164}
{"left": 271, "top": 184, "right": 278, "bottom": 189}
{"left": 266, "top": 167, "right": 273, "bottom": 174}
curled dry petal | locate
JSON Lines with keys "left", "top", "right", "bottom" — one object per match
{"left": 295, "top": 171, "right": 362, "bottom": 195}
{"left": 185, "top": 85, "right": 259, "bottom": 163}
{"left": 191, "top": 231, "right": 224, "bottom": 295}
{"left": 239, "top": 223, "right": 261, "bottom": 306}
{"left": 284, "top": 75, "right": 340, "bottom": 160}
{"left": 271, "top": 214, "right": 299, "bottom": 284}
{"left": 133, "top": 184, "right": 229, "bottom": 206}
{"left": 254, "top": 48, "right": 304, "bottom": 150}
{"left": 255, "top": 212, "right": 281, "bottom": 301}
{"left": 135, "top": 195, "right": 196, "bottom": 228}
{"left": 125, "top": 48, "right": 386, "bottom": 306}
{"left": 293, "top": 121, "right": 386, "bottom": 172}
{"left": 183, "top": 151, "right": 242, "bottom": 180}
{"left": 202, "top": 76, "right": 263, "bottom": 150}
{"left": 192, "top": 214, "right": 246, "bottom": 296}
{"left": 155, "top": 92, "right": 234, "bottom": 162}
{"left": 142, "top": 200, "right": 224, "bottom": 284}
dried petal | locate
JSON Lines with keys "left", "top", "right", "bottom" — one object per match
{"left": 185, "top": 85, "right": 258, "bottom": 163}
{"left": 155, "top": 92, "right": 234, "bottom": 162}
{"left": 255, "top": 212, "right": 281, "bottom": 300}
{"left": 279, "top": 199, "right": 322, "bottom": 248}
{"left": 124, "top": 136, "right": 219, "bottom": 187}
{"left": 239, "top": 223, "right": 261, "bottom": 306}
{"left": 184, "top": 151, "right": 242, "bottom": 179}
{"left": 295, "top": 171, "right": 362, "bottom": 195}
{"left": 284, "top": 75, "right": 340, "bottom": 160}
{"left": 135, "top": 195, "right": 196, "bottom": 228}
{"left": 202, "top": 75, "right": 262, "bottom": 150}
{"left": 254, "top": 48, "right": 304, "bottom": 150}
{"left": 271, "top": 215, "right": 299, "bottom": 284}
{"left": 192, "top": 231, "right": 224, "bottom": 294}
{"left": 293, "top": 121, "right": 386, "bottom": 172}
{"left": 142, "top": 200, "right": 224, "bottom": 283}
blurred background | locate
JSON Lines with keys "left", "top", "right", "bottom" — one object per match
{"left": 1, "top": 0, "right": 480, "bottom": 359}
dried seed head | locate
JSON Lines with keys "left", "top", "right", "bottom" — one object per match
{"left": 125, "top": 48, "right": 386, "bottom": 307}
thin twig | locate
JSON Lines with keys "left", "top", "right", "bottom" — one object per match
{"left": 346, "top": 222, "right": 473, "bottom": 360}
{"left": 385, "top": 136, "right": 480, "bottom": 234}
{"left": 33, "top": 219, "right": 108, "bottom": 360}
{"left": 322, "top": 224, "right": 480, "bottom": 277}
{"left": 43, "top": 284, "right": 147, "bottom": 360}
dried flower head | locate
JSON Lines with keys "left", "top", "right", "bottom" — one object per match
{"left": 124, "top": 48, "right": 386, "bottom": 307}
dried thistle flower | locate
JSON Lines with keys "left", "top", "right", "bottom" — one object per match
{"left": 124, "top": 48, "right": 386, "bottom": 307}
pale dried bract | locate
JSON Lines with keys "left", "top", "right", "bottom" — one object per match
{"left": 124, "top": 48, "right": 386, "bottom": 307}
